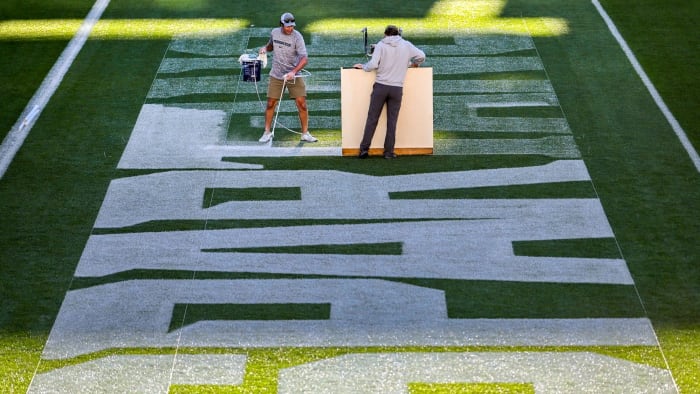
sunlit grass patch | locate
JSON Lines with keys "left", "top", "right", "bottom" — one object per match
{"left": 0, "top": 333, "right": 47, "bottom": 393}
{"left": 0, "top": 19, "right": 83, "bottom": 41}
{"left": 657, "top": 327, "right": 700, "bottom": 391}
{"left": 306, "top": 17, "right": 568, "bottom": 38}
{"left": 306, "top": 0, "right": 568, "bottom": 37}
{"left": 409, "top": 382, "right": 534, "bottom": 393}
{"left": 0, "top": 19, "right": 248, "bottom": 40}
{"left": 92, "top": 19, "right": 247, "bottom": 39}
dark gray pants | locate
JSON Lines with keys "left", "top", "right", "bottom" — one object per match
{"left": 359, "top": 83, "right": 403, "bottom": 154}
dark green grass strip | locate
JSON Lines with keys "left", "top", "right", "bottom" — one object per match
{"left": 203, "top": 242, "right": 402, "bottom": 255}
{"left": 513, "top": 238, "right": 620, "bottom": 259}
{"left": 205, "top": 183, "right": 595, "bottom": 205}
{"left": 203, "top": 187, "right": 301, "bottom": 208}
{"left": 460, "top": 49, "right": 538, "bottom": 57}
{"left": 146, "top": 94, "right": 237, "bottom": 104}
{"left": 247, "top": 37, "right": 271, "bottom": 48}
{"left": 91, "top": 218, "right": 466, "bottom": 235}
{"left": 477, "top": 106, "right": 564, "bottom": 118}
{"left": 221, "top": 155, "right": 557, "bottom": 175}
{"left": 406, "top": 37, "right": 456, "bottom": 46}
{"left": 169, "top": 303, "right": 331, "bottom": 332}
{"left": 389, "top": 181, "right": 596, "bottom": 199}
{"left": 401, "top": 279, "right": 645, "bottom": 318}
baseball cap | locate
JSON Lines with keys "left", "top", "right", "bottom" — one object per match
{"left": 281, "top": 12, "right": 295, "bottom": 27}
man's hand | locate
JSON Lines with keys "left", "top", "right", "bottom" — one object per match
{"left": 284, "top": 71, "right": 296, "bottom": 81}
{"left": 259, "top": 47, "right": 267, "bottom": 55}
{"left": 353, "top": 64, "right": 364, "bottom": 69}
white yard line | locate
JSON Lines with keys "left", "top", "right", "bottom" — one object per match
{"left": 593, "top": 0, "right": 700, "bottom": 173}
{"left": 0, "top": 0, "right": 111, "bottom": 179}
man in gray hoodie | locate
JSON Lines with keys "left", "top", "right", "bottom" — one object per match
{"left": 353, "top": 25, "right": 426, "bottom": 159}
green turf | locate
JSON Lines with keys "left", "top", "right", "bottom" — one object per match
{"left": 512, "top": 237, "right": 620, "bottom": 258}
{"left": 202, "top": 242, "right": 404, "bottom": 255}
{"left": 1, "top": 0, "right": 698, "bottom": 392}
{"left": 169, "top": 303, "right": 332, "bottom": 332}
{"left": 525, "top": 1, "right": 700, "bottom": 390}
{"left": 409, "top": 382, "right": 535, "bottom": 393}
{"left": 203, "top": 187, "right": 302, "bottom": 207}
{"left": 599, "top": 0, "right": 699, "bottom": 148}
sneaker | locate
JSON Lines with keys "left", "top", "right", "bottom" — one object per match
{"left": 258, "top": 131, "right": 273, "bottom": 143}
{"left": 358, "top": 150, "right": 369, "bottom": 159}
{"left": 384, "top": 152, "right": 397, "bottom": 159}
{"left": 300, "top": 132, "right": 318, "bottom": 142}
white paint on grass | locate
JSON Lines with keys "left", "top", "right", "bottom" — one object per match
{"left": 117, "top": 104, "right": 264, "bottom": 169}
{"left": 592, "top": 0, "right": 700, "bottom": 172}
{"left": 41, "top": 279, "right": 658, "bottom": 359}
{"left": 0, "top": 0, "right": 111, "bottom": 179}
{"left": 94, "top": 161, "right": 595, "bottom": 227}
{"left": 77, "top": 223, "right": 632, "bottom": 284}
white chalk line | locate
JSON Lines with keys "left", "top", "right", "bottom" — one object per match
{"left": 0, "top": 0, "right": 111, "bottom": 179}
{"left": 592, "top": 0, "right": 700, "bottom": 173}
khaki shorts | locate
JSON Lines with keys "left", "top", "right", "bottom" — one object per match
{"left": 267, "top": 76, "right": 306, "bottom": 99}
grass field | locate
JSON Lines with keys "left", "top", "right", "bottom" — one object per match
{"left": 1, "top": 0, "right": 698, "bottom": 392}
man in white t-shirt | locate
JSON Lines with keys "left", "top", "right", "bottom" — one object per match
{"left": 258, "top": 12, "right": 317, "bottom": 143}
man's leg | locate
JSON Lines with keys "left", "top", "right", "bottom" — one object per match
{"left": 288, "top": 78, "right": 316, "bottom": 142}
{"left": 294, "top": 96, "right": 309, "bottom": 132}
{"left": 260, "top": 77, "right": 284, "bottom": 142}
{"left": 360, "top": 84, "right": 389, "bottom": 152}
{"left": 383, "top": 86, "right": 403, "bottom": 155}
{"left": 264, "top": 97, "right": 278, "bottom": 132}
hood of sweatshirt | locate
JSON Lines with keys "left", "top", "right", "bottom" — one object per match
{"left": 381, "top": 35, "right": 403, "bottom": 47}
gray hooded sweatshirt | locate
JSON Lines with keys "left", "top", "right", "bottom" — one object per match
{"left": 361, "top": 35, "right": 426, "bottom": 87}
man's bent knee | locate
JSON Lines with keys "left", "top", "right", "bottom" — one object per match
{"left": 295, "top": 98, "right": 308, "bottom": 112}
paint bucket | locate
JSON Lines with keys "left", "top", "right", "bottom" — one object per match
{"left": 242, "top": 60, "right": 262, "bottom": 82}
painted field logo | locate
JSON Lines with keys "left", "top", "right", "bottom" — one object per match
{"left": 31, "top": 27, "right": 674, "bottom": 392}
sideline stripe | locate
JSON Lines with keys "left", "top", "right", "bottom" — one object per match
{"left": 592, "top": 0, "right": 700, "bottom": 173}
{"left": 0, "top": 0, "right": 111, "bottom": 179}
